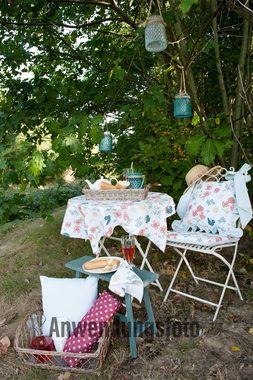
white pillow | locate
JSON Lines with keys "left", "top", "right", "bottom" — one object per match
{"left": 40, "top": 276, "right": 98, "bottom": 337}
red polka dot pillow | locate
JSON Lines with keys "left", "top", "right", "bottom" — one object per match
{"left": 63, "top": 291, "right": 122, "bottom": 367}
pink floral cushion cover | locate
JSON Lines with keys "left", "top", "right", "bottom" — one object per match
{"left": 167, "top": 231, "right": 238, "bottom": 247}
{"left": 172, "top": 180, "right": 242, "bottom": 238}
{"left": 63, "top": 291, "right": 122, "bottom": 367}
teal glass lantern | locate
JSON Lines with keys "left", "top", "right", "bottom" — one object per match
{"left": 145, "top": 16, "right": 167, "bottom": 53}
{"left": 173, "top": 93, "right": 192, "bottom": 119}
{"left": 99, "top": 131, "right": 112, "bottom": 153}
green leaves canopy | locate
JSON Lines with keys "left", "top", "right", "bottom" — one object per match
{"left": 0, "top": 0, "right": 252, "bottom": 198}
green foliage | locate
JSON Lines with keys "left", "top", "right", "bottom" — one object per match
{"left": 0, "top": 0, "right": 252, "bottom": 207}
{"left": 0, "top": 184, "right": 82, "bottom": 224}
{"left": 185, "top": 118, "right": 233, "bottom": 165}
{"left": 28, "top": 151, "right": 46, "bottom": 178}
{"left": 180, "top": 0, "right": 199, "bottom": 13}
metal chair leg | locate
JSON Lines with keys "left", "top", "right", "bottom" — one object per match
{"left": 163, "top": 249, "right": 187, "bottom": 303}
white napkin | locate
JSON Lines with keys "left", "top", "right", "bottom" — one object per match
{"left": 109, "top": 261, "right": 144, "bottom": 303}
{"left": 51, "top": 317, "right": 70, "bottom": 352}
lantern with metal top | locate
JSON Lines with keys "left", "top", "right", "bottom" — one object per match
{"left": 173, "top": 68, "right": 192, "bottom": 119}
{"left": 99, "top": 131, "right": 112, "bottom": 153}
{"left": 145, "top": 0, "right": 167, "bottom": 53}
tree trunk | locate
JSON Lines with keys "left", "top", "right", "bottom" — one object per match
{"left": 211, "top": 0, "right": 229, "bottom": 117}
{"left": 230, "top": 11, "right": 250, "bottom": 169}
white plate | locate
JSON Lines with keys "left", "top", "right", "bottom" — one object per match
{"left": 82, "top": 256, "right": 124, "bottom": 274}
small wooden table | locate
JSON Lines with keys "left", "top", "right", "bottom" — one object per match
{"left": 65, "top": 256, "right": 159, "bottom": 358}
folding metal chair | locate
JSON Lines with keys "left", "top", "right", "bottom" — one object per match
{"left": 163, "top": 165, "right": 252, "bottom": 321}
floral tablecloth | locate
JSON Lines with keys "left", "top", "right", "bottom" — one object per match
{"left": 61, "top": 192, "right": 175, "bottom": 254}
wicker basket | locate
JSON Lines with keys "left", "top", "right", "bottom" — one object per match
{"left": 14, "top": 312, "right": 113, "bottom": 373}
{"left": 82, "top": 184, "right": 150, "bottom": 201}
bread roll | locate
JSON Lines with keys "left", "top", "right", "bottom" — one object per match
{"left": 83, "top": 258, "right": 120, "bottom": 271}
{"left": 84, "top": 259, "right": 109, "bottom": 270}
{"left": 115, "top": 183, "right": 125, "bottom": 189}
{"left": 100, "top": 181, "right": 117, "bottom": 190}
{"left": 108, "top": 258, "right": 120, "bottom": 267}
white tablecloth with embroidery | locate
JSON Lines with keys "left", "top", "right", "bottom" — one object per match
{"left": 61, "top": 192, "right": 175, "bottom": 254}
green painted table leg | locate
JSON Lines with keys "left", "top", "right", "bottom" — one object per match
{"left": 143, "top": 288, "right": 158, "bottom": 335}
{"left": 125, "top": 294, "right": 137, "bottom": 359}
{"left": 65, "top": 256, "right": 159, "bottom": 358}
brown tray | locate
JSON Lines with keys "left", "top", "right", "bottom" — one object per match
{"left": 82, "top": 185, "right": 150, "bottom": 201}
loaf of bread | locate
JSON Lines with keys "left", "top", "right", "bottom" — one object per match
{"left": 84, "top": 259, "right": 109, "bottom": 270}
{"left": 100, "top": 182, "right": 117, "bottom": 190}
{"left": 83, "top": 258, "right": 120, "bottom": 271}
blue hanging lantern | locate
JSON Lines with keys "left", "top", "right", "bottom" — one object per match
{"left": 145, "top": 15, "right": 167, "bottom": 53}
{"left": 173, "top": 93, "right": 192, "bottom": 118}
{"left": 173, "top": 68, "right": 192, "bottom": 119}
{"left": 99, "top": 131, "right": 112, "bottom": 153}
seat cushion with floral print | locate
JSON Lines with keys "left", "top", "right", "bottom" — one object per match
{"left": 167, "top": 231, "right": 239, "bottom": 247}
{"left": 172, "top": 180, "right": 242, "bottom": 238}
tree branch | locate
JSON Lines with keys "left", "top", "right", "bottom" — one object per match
{"left": 184, "top": 0, "right": 226, "bottom": 70}
{"left": 230, "top": 10, "right": 250, "bottom": 168}
{"left": 0, "top": 17, "right": 122, "bottom": 29}
{"left": 167, "top": 0, "right": 206, "bottom": 124}
{"left": 48, "top": 23, "right": 93, "bottom": 66}
{"left": 50, "top": 0, "right": 111, "bottom": 6}
{"left": 211, "top": 0, "right": 229, "bottom": 117}
{"left": 110, "top": 0, "right": 137, "bottom": 29}
{"left": 50, "top": 0, "right": 138, "bottom": 29}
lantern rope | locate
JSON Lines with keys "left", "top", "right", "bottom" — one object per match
{"left": 147, "top": 0, "right": 163, "bottom": 19}
{"left": 179, "top": 67, "right": 187, "bottom": 94}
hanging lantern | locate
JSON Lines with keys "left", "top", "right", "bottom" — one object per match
{"left": 99, "top": 131, "right": 112, "bottom": 153}
{"left": 173, "top": 93, "right": 192, "bottom": 118}
{"left": 145, "top": 0, "right": 167, "bottom": 53}
{"left": 173, "top": 68, "right": 192, "bottom": 119}
{"left": 145, "top": 15, "right": 167, "bottom": 53}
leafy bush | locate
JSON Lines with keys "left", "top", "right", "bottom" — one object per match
{"left": 0, "top": 184, "right": 82, "bottom": 224}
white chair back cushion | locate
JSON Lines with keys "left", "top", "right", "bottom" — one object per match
{"left": 172, "top": 180, "right": 242, "bottom": 238}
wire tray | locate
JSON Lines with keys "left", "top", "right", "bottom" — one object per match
{"left": 14, "top": 311, "right": 113, "bottom": 374}
{"left": 82, "top": 185, "right": 150, "bottom": 201}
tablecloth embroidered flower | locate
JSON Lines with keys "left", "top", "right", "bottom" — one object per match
{"left": 61, "top": 192, "right": 175, "bottom": 254}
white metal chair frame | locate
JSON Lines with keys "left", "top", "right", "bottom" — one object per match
{"left": 163, "top": 240, "right": 242, "bottom": 321}
{"left": 163, "top": 167, "right": 245, "bottom": 322}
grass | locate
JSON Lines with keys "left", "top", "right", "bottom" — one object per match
{"left": 0, "top": 210, "right": 92, "bottom": 300}
{"left": 21, "top": 368, "right": 103, "bottom": 380}
{"left": 1, "top": 210, "right": 253, "bottom": 379}
{"left": 178, "top": 339, "right": 197, "bottom": 353}
{"left": 0, "top": 210, "right": 111, "bottom": 379}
